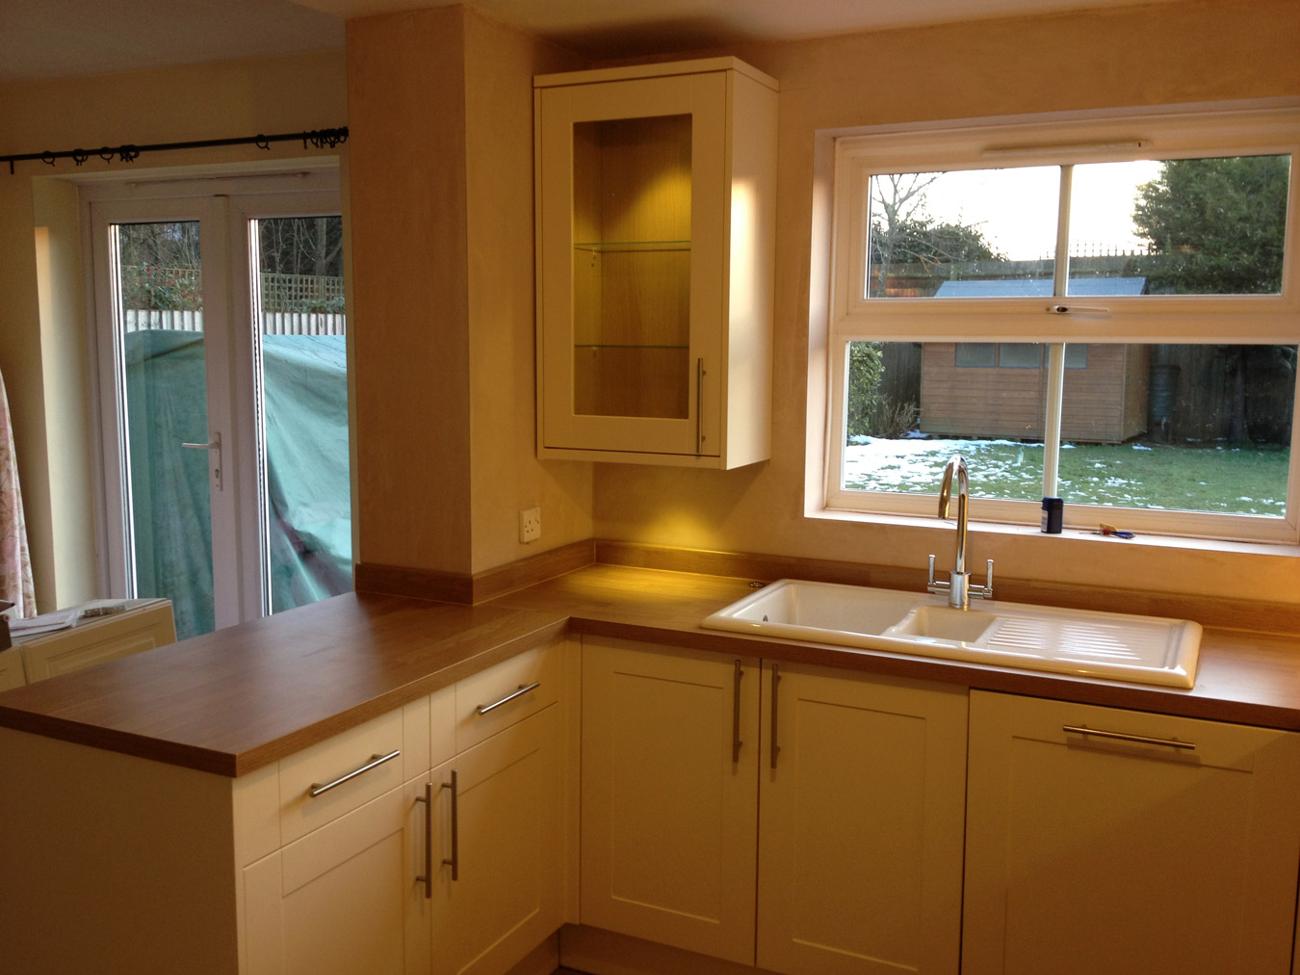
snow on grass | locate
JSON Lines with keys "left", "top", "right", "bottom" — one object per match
{"left": 842, "top": 437, "right": 1289, "bottom": 516}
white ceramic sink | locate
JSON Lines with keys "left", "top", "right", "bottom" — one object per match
{"left": 702, "top": 579, "right": 1202, "bottom": 688}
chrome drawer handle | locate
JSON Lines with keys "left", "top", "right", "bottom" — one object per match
{"left": 307, "top": 749, "right": 401, "bottom": 797}
{"left": 475, "top": 681, "right": 540, "bottom": 716}
{"left": 1063, "top": 725, "right": 1195, "bottom": 751}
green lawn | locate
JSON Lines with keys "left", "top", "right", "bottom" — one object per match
{"left": 842, "top": 438, "right": 1289, "bottom": 516}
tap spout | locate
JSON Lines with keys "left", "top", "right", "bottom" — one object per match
{"left": 937, "top": 455, "right": 969, "bottom": 577}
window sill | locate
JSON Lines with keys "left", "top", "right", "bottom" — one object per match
{"left": 807, "top": 505, "right": 1300, "bottom": 561}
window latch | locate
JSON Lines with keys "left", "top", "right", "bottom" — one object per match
{"left": 1047, "top": 304, "right": 1111, "bottom": 317}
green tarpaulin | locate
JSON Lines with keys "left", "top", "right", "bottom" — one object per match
{"left": 125, "top": 330, "right": 352, "bottom": 639}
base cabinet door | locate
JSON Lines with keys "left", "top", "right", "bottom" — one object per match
{"left": 241, "top": 774, "right": 431, "bottom": 975}
{"left": 756, "top": 663, "right": 967, "bottom": 975}
{"left": 580, "top": 637, "right": 760, "bottom": 965}
{"left": 430, "top": 705, "right": 564, "bottom": 975}
{"left": 964, "top": 690, "right": 1300, "bottom": 975}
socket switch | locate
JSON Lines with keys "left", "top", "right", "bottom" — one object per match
{"left": 519, "top": 506, "right": 541, "bottom": 544}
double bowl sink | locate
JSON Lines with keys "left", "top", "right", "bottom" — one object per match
{"left": 702, "top": 579, "right": 1202, "bottom": 688}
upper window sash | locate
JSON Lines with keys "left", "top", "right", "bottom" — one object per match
{"left": 830, "top": 107, "right": 1300, "bottom": 338}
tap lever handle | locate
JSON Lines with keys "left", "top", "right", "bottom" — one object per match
{"left": 983, "top": 559, "right": 995, "bottom": 598}
{"left": 927, "top": 554, "right": 936, "bottom": 586}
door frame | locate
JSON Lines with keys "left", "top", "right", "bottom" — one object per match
{"left": 83, "top": 166, "right": 343, "bottom": 629}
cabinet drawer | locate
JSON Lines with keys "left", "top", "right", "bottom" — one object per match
{"left": 454, "top": 640, "right": 559, "bottom": 752}
{"left": 279, "top": 708, "right": 405, "bottom": 845}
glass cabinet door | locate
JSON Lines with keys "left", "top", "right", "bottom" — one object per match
{"left": 572, "top": 115, "right": 692, "bottom": 421}
{"left": 539, "top": 72, "right": 726, "bottom": 457}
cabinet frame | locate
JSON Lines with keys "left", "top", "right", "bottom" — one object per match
{"left": 534, "top": 57, "right": 777, "bottom": 469}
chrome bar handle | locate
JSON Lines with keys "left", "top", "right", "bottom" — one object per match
{"left": 415, "top": 782, "right": 433, "bottom": 899}
{"left": 308, "top": 749, "right": 401, "bottom": 798}
{"left": 1063, "top": 724, "right": 1195, "bottom": 751}
{"left": 441, "top": 770, "right": 459, "bottom": 880}
{"left": 731, "top": 659, "right": 743, "bottom": 764}
{"left": 475, "top": 681, "right": 540, "bottom": 716}
{"left": 696, "top": 357, "right": 705, "bottom": 455}
{"left": 770, "top": 663, "right": 781, "bottom": 770}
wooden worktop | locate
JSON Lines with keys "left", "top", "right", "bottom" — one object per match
{"left": 0, "top": 593, "right": 566, "bottom": 775}
{"left": 1, "top": 564, "right": 1298, "bottom": 776}
{"left": 491, "top": 564, "right": 1300, "bottom": 732}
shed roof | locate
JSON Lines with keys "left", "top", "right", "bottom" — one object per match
{"left": 933, "top": 276, "right": 1147, "bottom": 297}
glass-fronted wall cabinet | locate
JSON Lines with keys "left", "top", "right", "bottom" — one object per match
{"left": 535, "top": 58, "right": 778, "bottom": 467}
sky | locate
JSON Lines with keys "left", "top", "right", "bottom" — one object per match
{"left": 876, "top": 160, "right": 1165, "bottom": 261}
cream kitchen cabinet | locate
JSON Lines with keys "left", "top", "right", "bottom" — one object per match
{"left": 579, "top": 638, "right": 969, "bottom": 972}
{"left": 15, "top": 597, "right": 174, "bottom": 682}
{"left": 756, "top": 662, "right": 968, "bottom": 975}
{"left": 240, "top": 773, "right": 432, "bottom": 975}
{"left": 0, "top": 635, "right": 573, "bottom": 975}
{"left": 534, "top": 58, "right": 777, "bottom": 468}
{"left": 963, "top": 690, "right": 1300, "bottom": 975}
{"left": 580, "top": 636, "right": 761, "bottom": 963}
{"left": 429, "top": 705, "right": 565, "bottom": 975}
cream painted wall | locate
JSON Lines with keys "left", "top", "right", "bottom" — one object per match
{"left": 463, "top": 11, "right": 591, "bottom": 573}
{"left": 32, "top": 179, "right": 95, "bottom": 607}
{"left": 348, "top": 7, "right": 474, "bottom": 574}
{"left": 0, "top": 51, "right": 346, "bottom": 611}
{"left": 592, "top": 0, "right": 1300, "bottom": 603}
{"left": 348, "top": 5, "right": 593, "bottom": 576}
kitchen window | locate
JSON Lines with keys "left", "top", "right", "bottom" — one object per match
{"left": 825, "top": 107, "right": 1300, "bottom": 542}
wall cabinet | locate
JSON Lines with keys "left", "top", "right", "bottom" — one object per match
{"left": 963, "top": 691, "right": 1300, "bottom": 975}
{"left": 534, "top": 58, "right": 778, "bottom": 468}
{"left": 757, "top": 662, "right": 968, "bottom": 975}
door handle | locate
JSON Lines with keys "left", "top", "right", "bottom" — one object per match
{"left": 181, "top": 431, "right": 223, "bottom": 491}
{"left": 441, "top": 770, "right": 459, "bottom": 881}
{"left": 731, "top": 659, "right": 743, "bottom": 764}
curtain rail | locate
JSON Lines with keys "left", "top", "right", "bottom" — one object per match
{"left": 3, "top": 126, "right": 348, "bottom": 175}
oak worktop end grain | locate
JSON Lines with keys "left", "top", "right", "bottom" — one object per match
{"left": 2, "top": 565, "right": 1299, "bottom": 777}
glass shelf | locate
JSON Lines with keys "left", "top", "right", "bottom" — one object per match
{"left": 574, "top": 343, "right": 689, "bottom": 350}
{"left": 573, "top": 240, "right": 691, "bottom": 253}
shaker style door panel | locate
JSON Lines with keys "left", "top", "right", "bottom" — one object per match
{"left": 757, "top": 662, "right": 967, "bottom": 975}
{"left": 963, "top": 690, "right": 1300, "bottom": 975}
{"left": 580, "top": 636, "right": 760, "bottom": 965}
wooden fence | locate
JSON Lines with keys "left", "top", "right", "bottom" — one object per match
{"left": 123, "top": 309, "right": 346, "bottom": 335}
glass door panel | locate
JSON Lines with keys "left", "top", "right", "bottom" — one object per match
{"left": 112, "top": 221, "right": 214, "bottom": 639}
{"left": 252, "top": 215, "right": 353, "bottom": 614}
{"left": 572, "top": 114, "right": 692, "bottom": 419}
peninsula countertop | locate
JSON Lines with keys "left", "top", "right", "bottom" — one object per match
{"left": 1, "top": 563, "right": 1298, "bottom": 776}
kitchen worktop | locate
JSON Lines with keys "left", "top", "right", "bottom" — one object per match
{"left": 1, "top": 563, "right": 1298, "bottom": 776}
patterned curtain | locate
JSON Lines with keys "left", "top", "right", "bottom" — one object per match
{"left": 0, "top": 368, "right": 35, "bottom": 618}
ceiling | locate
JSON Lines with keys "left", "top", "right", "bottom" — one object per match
{"left": 2, "top": 0, "right": 1188, "bottom": 84}
{"left": 0, "top": 0, "right": 344, "bottom": 83}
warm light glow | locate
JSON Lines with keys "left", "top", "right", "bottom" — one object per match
{"left": 730, "top": 180, "right": 755, "bottom": 321}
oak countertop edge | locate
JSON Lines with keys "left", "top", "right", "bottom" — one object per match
{"left": 1, "top": 566, "right": 1297, "bottom": 775}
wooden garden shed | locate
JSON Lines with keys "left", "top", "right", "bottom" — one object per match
{"left": 918, "top": 277, "right": 1150, "bottom": 443}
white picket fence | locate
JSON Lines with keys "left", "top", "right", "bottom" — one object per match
{"left": 123, "top": 309, "right": 346, "bottom": 336}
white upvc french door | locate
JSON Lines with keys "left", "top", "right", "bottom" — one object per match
{"left": 88, "top": 170, "right": 348, "bottom": 639}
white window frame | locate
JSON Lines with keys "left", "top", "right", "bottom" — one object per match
{"left": 82, "top": 166, "right": 345, "bottom": 626}
{"left": 825, "top": 105, "right": 1300, "bottom": 543}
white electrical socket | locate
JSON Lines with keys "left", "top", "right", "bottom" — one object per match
{"left": 519, "top": 506, "right": 542, "bottom": 544}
